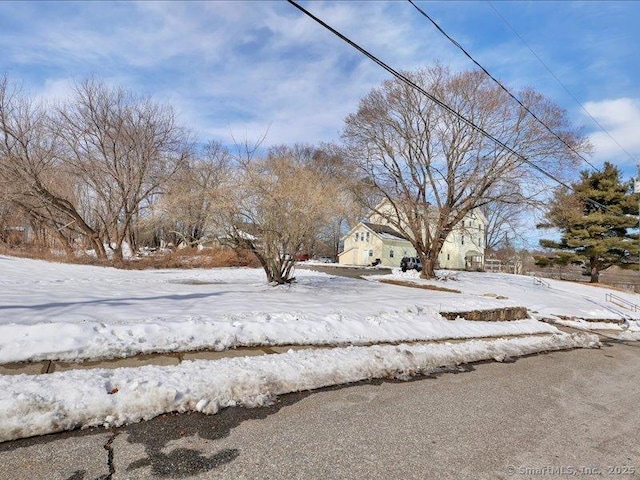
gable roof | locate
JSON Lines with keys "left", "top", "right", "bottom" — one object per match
{"left": 369, "top": 198, "right": 488, "bottom": 229}
{"left": 362, "top": 222, "right": 410, "bottom": 241}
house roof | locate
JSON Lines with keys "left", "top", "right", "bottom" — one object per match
{"left": 362, "top": 222, "right": 410, "bottom": 241}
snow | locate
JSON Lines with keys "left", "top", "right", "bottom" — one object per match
{"left": 546, "top": 317, "right": 640, "bottom": 342}
{"left": 377, "top": 232, "right": 406, "bottom": 241}
{"left": 0, "top": 256, "right": 560, "bottom": 364}
{"left": 368, "top": 269, "right": 640, "bottom": 321}
{"left": 615, "top": 330, "right": 640, "bottom": 341}
{"left": 0, "top": 333, "right": 599, "bottom": 442}
{"left": 0, "top": 255, "right": 630, "bottom": 442}
{"left": 551, "top": 318, "right": 626, "bottom": 331}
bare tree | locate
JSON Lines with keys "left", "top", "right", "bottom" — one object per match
{"left": 0, "top": 75, "right": 107, "bottom": 257}
{"left": 148, "top": 140, "right": 231, "bottom": 248}
{"left": 55, "top": 79, "right": 192, "bottom": 260}
{"left": 342, "top": 65, "right": 590, "bottom": 278}
{"left": 480, "top": 182, "right": 538, "bottom": 252}
{"left": 218, "top": 146, "right": 343, "bottom": 284}
{"left": 278, "top": 143, "right": 364, "bottom": 259}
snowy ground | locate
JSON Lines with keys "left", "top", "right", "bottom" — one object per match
{"left": 0, "top": 256, "right": 565, "bottom": 364}
{"left": 0, "top": 255, "right": 631, "bottom": 441}
{"left": 368, "top": 269, "right": 640, "bottom": 324}
{"left": 0, "top": 333, "right": 599, "bottom": 442}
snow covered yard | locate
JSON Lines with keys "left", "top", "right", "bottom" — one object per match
{"left": 369, "top": 269, "right": 640, "bottom": 328}
{"left": 0, "top": 255, "right": 620, "bottom": 442}
{"left": 0, "top": 255, "right": 562, "bottom": 364}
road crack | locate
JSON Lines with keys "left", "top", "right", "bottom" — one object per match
{"left": 103, "top": 429, "right": 120, "bottom": 480}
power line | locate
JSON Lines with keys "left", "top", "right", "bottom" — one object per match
{"left": 486, "top": 0, "right": 638, "bottom": 165}
{"left": 285, "top": 0, "right": 618, "bottom": 216}
{"left": 407, "top": 0, "right": 600, "bottom": 172}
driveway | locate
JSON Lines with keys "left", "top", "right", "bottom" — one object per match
{"left": 2, "top": 341, "right": 639, "bottom": 479}
{"left": 298, "top": 264, "right": 392, "bottom": 279}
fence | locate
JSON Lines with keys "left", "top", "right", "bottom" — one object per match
{"left": 605, "top": 293, "right": 640, "bottom": 312}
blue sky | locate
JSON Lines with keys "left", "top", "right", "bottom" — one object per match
{"left": 1, "top": 0, "right": 639, "bottom": 178}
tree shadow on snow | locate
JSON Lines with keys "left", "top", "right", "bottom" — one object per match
{"left": 0, "top": 292, "right": 223, "bottom": 311}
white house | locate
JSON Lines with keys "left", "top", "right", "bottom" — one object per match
{"left": 338, "top": 203, "right": 487, "bottom": 270}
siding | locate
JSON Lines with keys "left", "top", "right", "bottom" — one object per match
{"left": 339, "top": 208, "right": 487, "bottom": 270}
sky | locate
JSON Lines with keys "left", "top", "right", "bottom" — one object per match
{"left": 0, "top": 0, "right": 639, "bottom": 178}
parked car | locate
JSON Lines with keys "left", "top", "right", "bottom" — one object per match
{"left": 400, "top": 256, "right": 422, "bottom": 272}
{"left": 317, "top": 256, "right": 334, "bottom": 263}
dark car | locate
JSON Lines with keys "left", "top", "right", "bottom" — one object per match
{"left": 400, "top": 256, "right": 422, "bottom": 272}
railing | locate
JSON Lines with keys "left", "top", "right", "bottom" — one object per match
{"left": 533, "top": 276, "right": 551, "bottom": 288}
{"left": 605, "top": 293, "right": 640, "bottom": 312}
{"left": 337, "top": 247, "right": 355, "bottom": 258}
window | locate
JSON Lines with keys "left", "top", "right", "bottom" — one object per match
{"left": 366, "top": 232, "right": 370, "bottom": 242}
{"left": 390, "top": 249, "right": 394, "bottom": 258}
{"left": 447, "top": 253, "right": 450, "bottom": 261}
{"left": 461, "top": 235, "right": 464, "bottom": 245}
{"left": 355, "top": 233, "right": 359, "bottom": 242}
{"left": 369, "top": 250, "right": 373, "bottom": 257}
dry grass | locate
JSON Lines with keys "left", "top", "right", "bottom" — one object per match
{"left": 378, "top": 279, "right": 461, "bottom": 293}
{"left": 0, "top": 244, "right": 261, "bottom": 270}
{"left": 116, "top": 247, "right": 261, "bottom": 270}
{"left": 0, "top": 245, "right": 72, "bottom": 263}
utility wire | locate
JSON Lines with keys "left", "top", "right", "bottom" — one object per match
{"left": 286, "top": 0, "right": 618, "bottom": 215}
{"left": 407, "top": 0, "right": 600, "bottom": 172}
{"left": 487, "top": 0, "right": 638, "bottom": 165}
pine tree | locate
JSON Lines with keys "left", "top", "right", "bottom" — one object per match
{"left": 537, "top": 162, "right": 638, "bottom": 283}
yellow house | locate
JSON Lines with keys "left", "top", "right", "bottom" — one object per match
{"left": 339, "top": 222, "right": 417, "bottom": 267}
{"left": 338, "top": 206, "right": 487, "bottom": 270}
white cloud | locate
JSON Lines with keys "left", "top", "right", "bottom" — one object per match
{"left": 3, "top": 1, "right": 449, "bottom": 145}
{"left": 583, "top": 98, "right": 640, "bottom": 164}
{"left": 33, "top": 78, "right": 75, "bottom": 105}
{"left": 121, "top": 2, "right": 459, "bottom": 145}
{"left": 4, "top": 0, "right": 637, "bottom": 155}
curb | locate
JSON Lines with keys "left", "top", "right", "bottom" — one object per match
{"left": 0, "top": 333, "right": 560, "bottom": 376}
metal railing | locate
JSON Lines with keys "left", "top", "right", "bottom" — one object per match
{"left": 533, "top": 276, "right": 551, "bottom": 288}
{"left": 605, "top": 293, "right": 640, "bottom": 312}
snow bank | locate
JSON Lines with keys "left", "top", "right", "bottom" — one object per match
{"left": 537, "top": 317, "right": 640, "bottom": 342}
{"left": 550, "top": 318, "right": 625, "bottom": 331}
{"left": 0, "top": 333, "right": 599, "bottom": 442}
{"left": 0, "top": 316, "right": 558, "bottom": 364}
{"left": 615, "top": 330, "right": 640, "bottom": 341}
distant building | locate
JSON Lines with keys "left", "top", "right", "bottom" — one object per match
{"left": 338, "top": 200, "right": 487, "bottom": 269}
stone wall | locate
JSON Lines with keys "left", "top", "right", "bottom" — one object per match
{"left": 440, "top": 307, "right": 529, "bottom": 322}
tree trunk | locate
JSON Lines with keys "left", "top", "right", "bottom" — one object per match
{"left": 50, "top": 227, "right": 74, "bottom": 257}
{"left": 589, "top": 258, "right": 599, "bottom": 283}
{"left": 419, "top": 252, "right": 437, "bottom": 279}
{"left": 265, "top": 262, "right": 287, "bottom": 284}
{"left": 418, "top": 240, "right": 444, "bottom": 280}
{"left": 265, "top": 258, "right": 298, "bottom": 285}
{"left": 91, "top": 235, "right": 107, "bottom": 260}
{"left": 250, "top": 248, "right": 292, "bottom": 285}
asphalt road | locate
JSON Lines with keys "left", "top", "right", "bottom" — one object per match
{"left": 2, "top": 342, "right": 640, "bottom": 479}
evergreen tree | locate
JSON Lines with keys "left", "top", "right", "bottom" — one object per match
{"left": 537, "top": 162, "right": 638, "bottom": 283}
